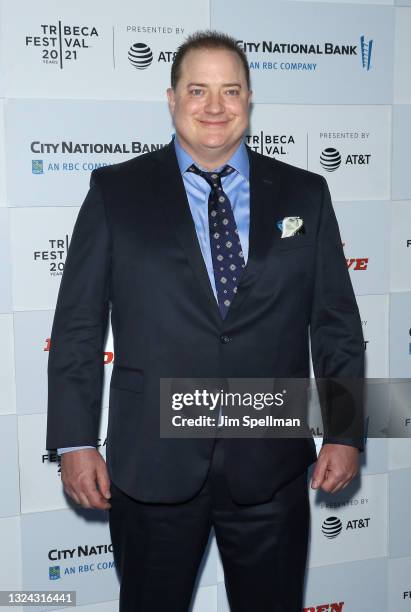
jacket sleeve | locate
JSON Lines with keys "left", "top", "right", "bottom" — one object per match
{"left": 309, "top": 176, "right": 365, "bottom": 450}
{"left": 46, "top": 170, "right": 111, "bottom": 450}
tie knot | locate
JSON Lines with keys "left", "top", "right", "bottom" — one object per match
{"left": 187, "top": 164, "right": 234, "bottom": 188}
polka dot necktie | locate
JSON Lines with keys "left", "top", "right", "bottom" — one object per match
{"left": 188, "top": 164, "right": 245, "bottom": 318}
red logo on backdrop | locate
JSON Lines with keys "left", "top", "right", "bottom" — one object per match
{"left": 342, "top": 242, "right": 368, "bottom": 271}
{"left": 44, "top": 338, "right": 114, "bottom": 364}
{"left": 303, "top": 603, "right": 345, "bottom": 612}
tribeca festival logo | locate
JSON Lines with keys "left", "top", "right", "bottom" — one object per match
{"left": 33, "top": 236, "right": 69, "bottom": 277}
{"left": 360, "top": 35, "right": 373, "bottom": 71}
{"left": 303, "top": 603, "right": 345, "bottom": 612}
{"left": 245, "top": 131, "right": 296, "bottom": 157}
{"left": 25, "top": 22, "right": 99, "bottom": 69}
{"left": 322, "top": 515, "right": 371, "bottom": 539}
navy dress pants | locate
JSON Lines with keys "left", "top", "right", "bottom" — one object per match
{"left": 109, "top": 438, "right": 310, "bottom": 612}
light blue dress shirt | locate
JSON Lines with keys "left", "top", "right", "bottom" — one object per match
{"left": 58, "top": 137, "right": 251, "bottom": 454}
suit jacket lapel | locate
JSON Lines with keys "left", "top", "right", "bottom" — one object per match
{"left": 154, "top": 142, "right": 222, "bottom": 323}
{"left": 224, "top": 148, "right": 281, "bottom": 320}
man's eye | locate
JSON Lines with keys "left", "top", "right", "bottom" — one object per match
{"left": 190, "top": 89, "right": 203, "bottom": 96}
{"left": 226, "top": 89, "right": 239, "bottom": 96}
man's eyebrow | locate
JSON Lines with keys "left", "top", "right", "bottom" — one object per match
{"left": 185, "top": 82, "right": 242, "bottom": 88}
{"left": 186, "top": 82, "right": 208, "bottom": 88}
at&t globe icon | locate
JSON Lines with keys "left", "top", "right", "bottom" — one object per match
{"left": 320, "top": 148, "right": 342, "bottom": 172}
{"left": 128, "top": 43, "right": 153, "bottom": 70}
{"left": 322, "top": 516, "right": 343, "bottom": 539}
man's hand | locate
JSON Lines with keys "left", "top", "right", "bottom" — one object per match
{"left": 311, "top": 444, "right": 359, "bottom": 494}
{"left": 60, "top": 448, "right": 111, "bottom": 510}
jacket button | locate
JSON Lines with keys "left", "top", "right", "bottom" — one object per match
{"left": 220, "top": 334, "right": 230, "bottom": 344}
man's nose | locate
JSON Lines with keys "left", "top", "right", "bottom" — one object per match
{"left": 204, "top": 92, "right": 224, "bottom": 114}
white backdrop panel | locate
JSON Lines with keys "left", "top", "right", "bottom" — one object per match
{"left": 0, "top": 415, "right": 20, "bottom": 518}
{"left": 3, "top": 0, "right": 210, "bottom": 99}
{"left": 334, "top": 201, "right": 390, "bottom": 295}
{"left": 10, "top": 207, "right": 79, "bottom": 311}
{"left": 308, "top": 472, "right": 388, "bottom": 567}
{"left": 249, "top": 105, "right": 391, "bottom": 201}
{"left": 388, "top": 556, "right": 411, "bottom": 611}
{"left": 0, "top": 208, "right": 12, "bottom": 313}
{"left": 21, "top": 508, "right": 117, "bottom": 610}
{"left": 390, "top": 201, "right": 411, "bottom": 292}
{"left": 0, "top": 100, "right": 6, "bottom": 206}
{"left": 388, "top": 439, "right": 411, "bottom": 470}
{"left": 392, "top": 105, "right": 411, "bottom": 200}
{"left": 14, "top": 310, "right": 53, "bottom": 415}
{"left": 389, "top": 291, "right": 411, "bottom": 377}
{"left": 393, "top": 8, "right": 411, "bottom": 103}
{"left": 389, "top": 468, "right": 411, "bottom": 558}
{"left": 0, "top": 516, "right": 22, "bottom": 593}
{"left": 357, "top": 294, "right": 389, "bottom": 377}
{"left": 18, "top": 410, "right": 108, "bottom": 514}
{"left": 360, "top": 439, "right": 388, "bottom": 476}
{"left": 211, "top": 0, "right": 394, "bottom": 104}
{"left": 304, "top": 557, "right": 387, "bottom": 612}
{"left": 0, "top": 313, "right": 16, "bottom": 415}
{"left": 5, "top": 99, "right": 173, "bottom": 207}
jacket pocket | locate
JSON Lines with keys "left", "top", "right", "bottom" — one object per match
{"left": 110, "top": 366, "right": 144, "bottom": 393}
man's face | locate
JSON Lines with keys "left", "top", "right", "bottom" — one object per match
{"left": 167, "top": 48, "right": 251, "bottom": 165}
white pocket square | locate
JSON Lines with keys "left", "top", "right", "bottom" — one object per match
{"left": 276, "top": 216, "right": 305, "bottom": 238}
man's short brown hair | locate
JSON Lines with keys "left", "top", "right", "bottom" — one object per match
{"left": 171, "top": 30, "right": 250, "bottom": 90}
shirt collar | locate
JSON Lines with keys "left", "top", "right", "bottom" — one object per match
{"left": 173, "top": 134, "right": 249, "bottom": 182}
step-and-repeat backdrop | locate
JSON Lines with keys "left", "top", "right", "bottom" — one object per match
{"left": 0, "top": 0, "right": 410, "bottom": 610}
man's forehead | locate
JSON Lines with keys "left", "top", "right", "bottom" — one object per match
{"left": 178, "top": 48, "right": 246, "bottom": 82}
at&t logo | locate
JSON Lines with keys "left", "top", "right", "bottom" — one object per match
{"left": 321, "top": 516, "right": 342, "bottom": 539}
{"left": 322, "top": 515, "right": 371, "bottom": 538}
{"left": 127, "top": 42, "right": 176, "bottom": 69}
{"left": 128, "top": 43, "right": 153, "bottom": 69}
{"left": 320, "top": 147, "right": 371, "bottom": 172}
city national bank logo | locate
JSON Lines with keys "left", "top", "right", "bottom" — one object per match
{"left": 360, "top": 35, "right": 373, "bottom": 71}
{"left": 30, "top": 140, "right": 167, "bottom": 173}
{"left": 128, "top": 43, "right": 153, "bottom": 69}
{"left": 322, "top": 515, "right": 371, "bottom": 539}
{"left": 33, "top": 236, "right": 69, "bottom": 277}
{"left": 303, "top": 603, "right": 345, "bottom": 612}
{"left": 49, "top": 566, "right": 60, "bottom": 580}
{"left": 245, "top": 131, "right": 296, "bottom": 157}
{"left": 32, "top": 160, "right": 44, "bottom": 175}
{"left": 25, "top": 22, "right": 99, "bottom": 69}
{"left": 237, "top": 35, "right": 374, "bottom": 72}
{"left": 48, "top": 543, "right": 115, "bottom": 578}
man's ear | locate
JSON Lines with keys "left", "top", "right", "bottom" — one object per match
{"left": 166, "top": 87, "right": 175, "bottom": 115}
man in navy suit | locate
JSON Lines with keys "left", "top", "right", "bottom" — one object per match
{"left": 47, "top": 31, "right": 364, "bottom": 611}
